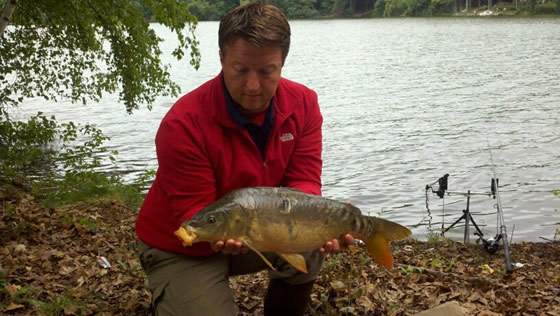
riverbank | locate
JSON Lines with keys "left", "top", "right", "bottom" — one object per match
{"left": 1, "top": 186, "right": 558, "bottom": 315}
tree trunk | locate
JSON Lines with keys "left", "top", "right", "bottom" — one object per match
{"left": 0, "top": 0, "right": 18, "bottom": 36}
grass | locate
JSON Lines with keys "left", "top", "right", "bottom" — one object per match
{"left": 32, "top": 171, "right": 146, "bottom": 211}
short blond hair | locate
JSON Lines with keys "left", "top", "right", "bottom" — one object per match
{"left": 219, "top": 3, "right": 291, "bottom": 64}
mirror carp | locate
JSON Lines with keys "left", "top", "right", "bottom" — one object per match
{"left": 174, "top": 187, "right": 412, "bottom": 273}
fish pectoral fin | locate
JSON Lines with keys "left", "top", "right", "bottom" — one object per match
{"left": 365, "top": 233, "right": 394, "bottom": 269}
{"left": 242, "top": 239, "right": 277, "bottom": 271}
{"left": 277, "top": 253, "right": 308, "bottom": 274}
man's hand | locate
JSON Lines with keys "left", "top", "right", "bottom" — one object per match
{"left": 212, "top": 239, "right": 249, "bottom": 255}
{"left": 318, "top": 200, "right": 356, "bottom": 253}
{"left": 318, "top": 234, "right": 354, "bottom": 253}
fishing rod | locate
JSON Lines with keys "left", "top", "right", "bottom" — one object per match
{"left": 488, "top": 142, "right": 514, "bottom": 273}
{"left": 424, "top": 155, "right": 514, "bottom": 273}
{"left": 425, "top": 173, "right": 490, "bottom": 240}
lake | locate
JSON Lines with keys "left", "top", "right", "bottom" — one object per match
{"left": 17, "top": 17, "right": 560, "bottom": 242}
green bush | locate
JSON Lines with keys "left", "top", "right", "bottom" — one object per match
{"left": 0, "top": 113, "right": 117, "bottom": 184}
{"left": 0, "top": 113, "right": 58, "bottom": 183}
{"left": 534, "top": 2, "right": 557, "bottom": 14}
{"left": 428, "top": 0, "right": 455, "bottom": 15}
{"left": 1, "top": 112, "right": 145, "bottom": 209}
{"left": 32, "top": 171, "right": 145, "bottom": 210}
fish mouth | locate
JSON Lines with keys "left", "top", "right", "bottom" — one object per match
{"left": 174, "top": 226, "right": 198, "bottom": 246}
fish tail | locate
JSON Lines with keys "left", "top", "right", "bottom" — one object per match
{"left": 360, "top": 217, "right": 411, "bottom": 269}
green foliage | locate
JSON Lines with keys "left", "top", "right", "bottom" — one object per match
{"left": 2, "top": 201, "right": 15, "bottom": 216}
{"left": 0, "top": 0, "right": 200, "bottom": 114}
{"left": 373, "top": 0, "right": 387, "bottom": 16}
{"left": 1, "top": 112, "right": 144, "bottom": 210}
{"left": 427, "top": 0, "right": 455, "bottom": 15}
{"left": 528, "top": 0, "right": 537, "bottom": 11}
{"left": 37, "top": 292, "right": 84, "bottom": 316}
{"left": 186, "top": 0, "right": 239, "bottom": 20}
{"left": 315, "top": 0, "right": 337, "bottom": 15}
{"left": 534, "top": 2, "right": 557, "bottom": 14}
{"left": 0, "top": 284, "right": 44, "bottom": 311}
{"left": 0, "top": 113, "right": 58, "bottom": 182}
{"left": 332, "top": 0, "right": 352, "bottom": 15}
{"left": 0, "top": 1, "right": 197, "bottom": 208}
{"left": 382, "top": 0, "right": 433, "bottom": 16}
{"left": 186, "top": 0, "right": 218, "bottom": 20}
{"left": 33, "top": 171, "right": 145, "bottom": 210}
{"left": 284, "top": 0, "right": 321, "bottom": 18}
{"left": 0, "top": 113, "right": 116, "bottom": 183}
{"left": 193, "top": 0, "right": 560, "bottom": 18}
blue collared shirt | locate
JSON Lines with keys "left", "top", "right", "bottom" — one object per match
{"left": 223, "top": 78, "right": 274, "bottom": 157}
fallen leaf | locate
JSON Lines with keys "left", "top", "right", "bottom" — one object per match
{"left": 4, "top": 303, "right": 25, "bottom": 312}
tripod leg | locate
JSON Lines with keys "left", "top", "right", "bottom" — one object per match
{"left": 443, "top": 214, "right": 467, "bottom": 234}
{"left": 465, "top": 212, "right": 470, "bottom": 243}
{"left": 468, "top": 213, "right": 485, "bottom": 239}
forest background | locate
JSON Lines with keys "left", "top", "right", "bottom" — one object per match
{"left": 178, "top": 0, "right": 560, "bottom": 20}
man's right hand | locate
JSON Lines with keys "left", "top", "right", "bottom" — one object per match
{"left": 212, "top": 239, "right": 249, "bottom": 255}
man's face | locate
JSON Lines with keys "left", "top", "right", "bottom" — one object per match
{"left": 220, "top": 38, "right": 283, "bottom": 115}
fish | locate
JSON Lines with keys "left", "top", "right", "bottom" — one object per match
{"left": 174, "top": 187, "right": 412, "bottom": 273}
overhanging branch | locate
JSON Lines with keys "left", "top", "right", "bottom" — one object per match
{"left": 0, "top": 0, "right": 18, "bottom": 36}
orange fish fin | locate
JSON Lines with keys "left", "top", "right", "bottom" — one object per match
{"left": 375, "top": 218, "right": 412, "bottom": 241}
{"left": 278, "top": 253, "right": 308, "bottom": 274}
{"left": 242, "top": 239, "right": 277, "bottom": 271}
{"left": 365, "top": 233, "right": 394, "bottom": 269}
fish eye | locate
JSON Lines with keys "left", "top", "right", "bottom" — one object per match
{"left": 207, "top": 216, "right": 216, "bottom": 224}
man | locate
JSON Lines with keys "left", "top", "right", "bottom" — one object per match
{"left": 135, "top": 3, "right": 352, "bottom": 315}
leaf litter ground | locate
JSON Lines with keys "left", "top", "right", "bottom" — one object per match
{"left": 1, "top": 189, "right": 559, "bottom": 315}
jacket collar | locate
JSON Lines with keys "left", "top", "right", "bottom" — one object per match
{"left": 211, "top": 72, "right": 296, "bottom": 128}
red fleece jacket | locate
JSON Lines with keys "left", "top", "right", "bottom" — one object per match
{"left": 135, "top": 74, "right": 323, "bottom": 256}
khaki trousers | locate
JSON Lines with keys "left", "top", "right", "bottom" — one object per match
{"left": 138, "top": 240, "right": 324, "bottom": 316}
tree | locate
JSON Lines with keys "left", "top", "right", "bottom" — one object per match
{"left": 0, "top": 0, "right": 201, "bottom": 115}
{"left": 528, "top": 0, "right": 536, "bottom": 12}
{"left": 0, "top": 0, "right": 201, "bottom": 185}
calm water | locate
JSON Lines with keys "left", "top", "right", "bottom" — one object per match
{"left": 18, "top": 18, "right": 560, "bottom": 242}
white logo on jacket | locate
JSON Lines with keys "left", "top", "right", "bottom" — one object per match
{"left": 280, "top": 132, "right": 294, "bottom": 142}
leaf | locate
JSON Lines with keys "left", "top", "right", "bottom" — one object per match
{"left": 4, "top": 303, "right": 25, "bottom": 312}
{"left": 430, "top": 258, "right": 441, "bottom": 268}
{"left": 330, "top": 280, "right": 346, "bottom": 291}
{"left": 5, "top": 283, "right": 21, "bottom": 296}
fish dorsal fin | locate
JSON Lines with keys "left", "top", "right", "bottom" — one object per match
{"left": 241, "top": 239, "right": 277, "bottom": 271}
{"left": 277, "top": 253, "right": 308, "bottom": 274}
{"left": 366, "top": 233, "right": 394, "bottom": 269}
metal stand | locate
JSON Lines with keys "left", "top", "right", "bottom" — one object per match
{"left": 426, "top": 165, "right": 514, "bottom": 273}
{"left": 443, "top": 190, "right": 485, "bottom": 243}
